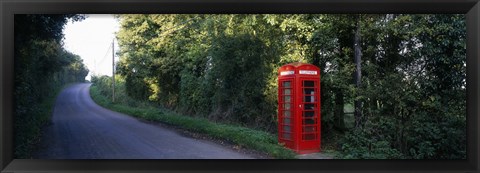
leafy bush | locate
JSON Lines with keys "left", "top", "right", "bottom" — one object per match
{"left": 339, "top": 128, "right": 404, "bottom": 159}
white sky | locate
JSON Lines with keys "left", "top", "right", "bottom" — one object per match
{"left": 63, "top": 14, "right": 120, "bottom": 81}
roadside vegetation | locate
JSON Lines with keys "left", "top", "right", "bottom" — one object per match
{"left": 14, "top": 15, "right": 89, "bottom": 158}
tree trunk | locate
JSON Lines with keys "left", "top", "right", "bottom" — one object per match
{"left": 354, "top": 15, "right": 363, "bottom": 128}
{"left": 334, "top": 88, "right": 346, "bottom": 132}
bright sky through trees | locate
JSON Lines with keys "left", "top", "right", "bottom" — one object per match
{"left": 63, "top": 14, "right": 120, "bottom": 80}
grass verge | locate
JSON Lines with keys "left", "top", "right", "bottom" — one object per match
{"left": 89, "top": 85, "right": 296, "bottom": 159}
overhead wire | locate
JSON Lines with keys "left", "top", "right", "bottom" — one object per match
{"left": 94, "top": 40, "right": 113, "bottom": 76}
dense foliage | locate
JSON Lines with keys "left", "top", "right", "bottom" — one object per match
{"left": 14, "top": 14, "right": 89, "bottom": 158}
{"left": 112, "top": 14, "right": 466, "bottom": 159}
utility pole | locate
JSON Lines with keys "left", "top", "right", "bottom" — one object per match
{"left": 94, "top": 58, "right": 96, "bottom": 76}
{"left": 112, "top": 38, "right": 115, "bottom": 103}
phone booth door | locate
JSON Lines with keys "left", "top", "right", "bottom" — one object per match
{"left": 297, "top": 78, "right": 321, "bottom": 153}
{"left": 278, "top": 78, "right": 295, "bottom": 149}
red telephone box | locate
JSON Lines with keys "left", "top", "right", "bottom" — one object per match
{"left": 278, "top": 62, "right": 321, "bottom": 154}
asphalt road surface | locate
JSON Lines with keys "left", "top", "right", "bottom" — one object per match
{"left": 34, "top": 83, "right": 254, "bottom": 159}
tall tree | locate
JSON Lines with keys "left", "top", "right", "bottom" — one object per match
{"left": 353, "top": 14, "right": 363, "bottom": 128}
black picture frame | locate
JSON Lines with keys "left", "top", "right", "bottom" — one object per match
{"left": 1, "top": 0, "right": 479, "bottom": 172}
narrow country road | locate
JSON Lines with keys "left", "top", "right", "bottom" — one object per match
{"left": 34, "top": 83, "right": 254, "bottom": 159}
